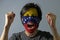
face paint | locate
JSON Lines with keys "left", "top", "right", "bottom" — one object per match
{"left": 22, "top": 8, "right": 40, "bottom": 33}
{"left": 22, "top": 16, "right": 40, "bottom": 24}
{"left": 23, "top": 8, "right": 38, "bottom": 16}
{"left": 23, "top": 23, "right": 38, "bottom": 33}
{"left": 22, "top": 16, "right": 40, "bottom": 33}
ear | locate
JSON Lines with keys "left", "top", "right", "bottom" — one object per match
{"left": 21, "top": 17, "right": 23, "bottom": 21}
{"left": 20, "top": 17, "right": 24, "bottom": 24}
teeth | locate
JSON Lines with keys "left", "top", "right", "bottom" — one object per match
{"left": 27, "top": 24, "right": 35, "bottom": 29}
{"left": 27, "top": 24, "right": 34, "bottom": 28}
{"left": 28, "top": 27, "right": 34, "bottom": 29}
{"left": 27, "top": 22, "right": 34, "bottom": 24}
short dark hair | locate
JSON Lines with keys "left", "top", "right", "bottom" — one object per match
{"left": 20, "top": 3, "right": 42, "bottom": 21}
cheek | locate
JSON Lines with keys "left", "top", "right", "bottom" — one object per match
{"left": 23, "top": 23, "right": 39, "bottom": 33}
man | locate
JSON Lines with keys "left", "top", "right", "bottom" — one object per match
{"left": 0, "top": 3, "right": 60, "bottom": 40}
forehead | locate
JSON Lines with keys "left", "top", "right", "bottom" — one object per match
{"left": 23, "top": 8, "right": 38, "bottom": 16}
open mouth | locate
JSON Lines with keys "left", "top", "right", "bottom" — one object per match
{"left": 27, "top": 22, "right": 35, "bottom": 29}
{"left": 27, "top": 24, "right": 34, "bottom": 28}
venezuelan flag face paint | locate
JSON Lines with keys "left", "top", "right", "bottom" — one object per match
{"left": 23, "top": 8, "right": 38, "bottom": 16}
{"left": 22, "top": 8, "right": 40, "bottom": 33}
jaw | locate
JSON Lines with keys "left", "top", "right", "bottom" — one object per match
{"left": 23, "top": 22, "right": 38, "bottom": 33}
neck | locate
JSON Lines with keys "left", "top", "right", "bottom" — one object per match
{"left": 25, "top": 30, "right": 38, "bottom": 37}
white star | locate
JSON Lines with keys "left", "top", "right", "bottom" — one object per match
{"left": 29, "top": 17, "right": 31, "bottom": 19}
{"left": 27, "top": 18, "right": 28, "bottom": 19}
{"left": 25, "top": 19, "right": 27, "bottom": 21}
{"left": 23, "top": 21, "right": 25, "bottom": 23}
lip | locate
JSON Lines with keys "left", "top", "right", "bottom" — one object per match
{"left": 28, "top": 26, "right": 35, "bottom": 29}
{"left": 27, "top": 22, "right": 35, "bottom": 29}
{"left": 27, "top": 22, "right": 34, "bottom": 25}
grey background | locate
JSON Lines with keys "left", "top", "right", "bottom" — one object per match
{"left": 0, "top": 0, "right": 60, "bottom": 38}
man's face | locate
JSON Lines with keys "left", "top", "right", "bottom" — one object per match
{"left": 21, "top": 8, "right": 40, "bottom": 33}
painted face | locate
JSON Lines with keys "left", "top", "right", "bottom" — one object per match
{"left": 22, "top": 8, "right": 40, "bottom": 33}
